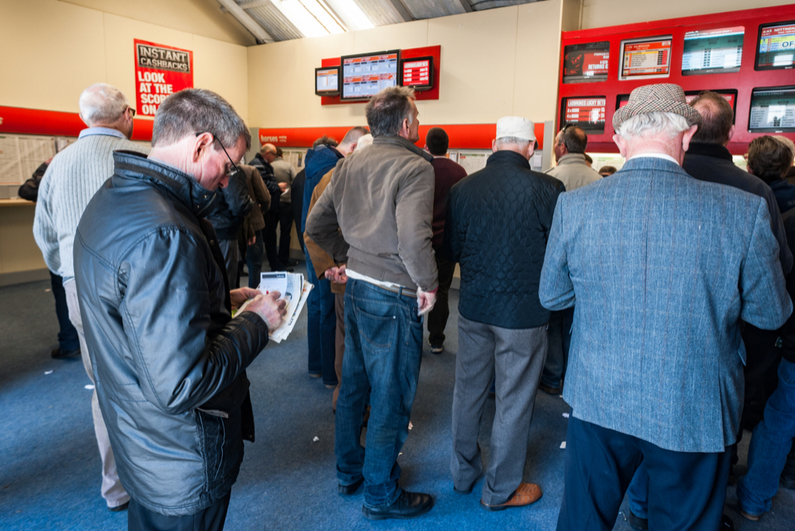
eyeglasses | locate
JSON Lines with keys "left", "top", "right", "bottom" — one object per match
{"left": 126, "top": 106, "right": 136, "bottom": 118}
{"left": 195, "top": 132, "right": 242, "bottom": 179}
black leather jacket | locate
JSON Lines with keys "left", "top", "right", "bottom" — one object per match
{"left": 74, "top": 151, "right": 269, "bottom": 516}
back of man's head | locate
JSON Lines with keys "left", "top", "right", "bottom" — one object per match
{"left": 365, "top": 86, "right": 415, "bottom": 138}
{"left": 748, "top": 135, "right": 792, "bottom": 183}
{"left": 312, "top": 135, "right": 338, "bottom": 148}
{"left": 276, "top": 147, "right": 283, "bottom": 157}
{"left": 773, "top": 135, "right": 795, "bottom": 168}
{"left": 338, "top": 126, "right": 369, "bottom": 156}
{"left": 79, "top": 83, "right": 129, "bottom": 127}
{"left": 558, "top": 125, "right": 588, "bottom": 154}
{"left": 426, "top": 127, "right": 449, "bottom": 156}
{"left": 152, "top": 89, "right": 250, "bottom": 150}
{"left": 260, "top": 143, "right": 276, "bottom": 157}
{"left": 689, "top": 92, "right": 733, "bottom": 145}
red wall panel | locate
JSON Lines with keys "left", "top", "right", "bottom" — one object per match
{"left": 0, "top": 106, "right": 153, "bottom": 141}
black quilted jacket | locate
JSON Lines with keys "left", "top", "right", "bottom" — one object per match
{"left": 444, "top": 150, "right": 564, "bottom": 329}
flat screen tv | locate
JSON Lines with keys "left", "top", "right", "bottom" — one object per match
{"left": 748, "top": 86, "right": 795, "bottom": 133}
{"left": 340, "top": 50, "right": 400, "bottom": 101}
{"left": 756, "top": 20, "right": 795, "bottom": 70}
{"left": 617, "top": 90, "right": 737, "bottom": 115}
{"left": 619, "top": 36, "right": 672, "bottom": 80}
{"left": 315, "top": 66, "right": 339, "bottom": 96}
{"left": 682, "top": 26, "right": 744, "bottom": 75}
{"left": 401, "top": 56, "right": 433, "bottom": 91}
{"left": 561, "top": 96, "right": 606, "bottom": 134}
{"left": 562, "top": 41, "right": 610, "bottom": 83}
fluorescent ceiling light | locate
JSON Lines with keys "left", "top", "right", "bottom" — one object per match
{"left": 324, "top": 0, "right": 375, "bottom": 31}
{"left": 271, "top": 0, "right": 347, "bottom": 38}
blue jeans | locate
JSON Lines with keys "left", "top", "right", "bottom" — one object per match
{"left": 50, "top": 270, "right": 79, "bottom": 351}
{"left": 305, "top": 253, "right": 337, "bottom": 385}
{"left": 737, "top": 359, "right": 795, "bottom": 516}
{"left": 627, "top": 463, "right": 650, "bottom": 519}
{"left": 335, "top": 279, "right": 424, "bottom": 508}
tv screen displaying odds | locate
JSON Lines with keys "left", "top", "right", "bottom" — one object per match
{"left": 341, "top": 51, "right": 399, "bottom": 100}
{"left": 757, "top": 21, "right": 795, "bottom": 70}
{"left": 620, "top": 36, "right": 672, "bottom": 80}
{"left": 562, "top": 41, "right": 610, "bottom": 83}
{"left": 749, "top": 86, "right": 795, "bottom": 132}
{"left": 562, "top": 97, "right": 606, "bottom": 134}
{"left": 682, "top": 27, "right": 744, "bottom": 75}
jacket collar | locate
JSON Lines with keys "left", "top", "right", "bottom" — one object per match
{"left": 487, "top": 149, "right": 531, "bottom": 169}
{"left": 556, "top": 153, "right": 590, "bottom": 166}
{"left": 620, "top": 155, "right": 685, "bottom": 174}
{"left": 685, "top": 142, "right": 733, "bottom": 162}
{"left": 113, "top": 150, "right": 219, "bottom": 218}
{"left": 373, "top": 135, "right": 434, "bottom": 163}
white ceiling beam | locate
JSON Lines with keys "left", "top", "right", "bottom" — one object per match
{"left": 386, "top": 0, "right": 415, "bottom": 22}
{"left": 216, "top": 0, "right": 276, "bottom": 43}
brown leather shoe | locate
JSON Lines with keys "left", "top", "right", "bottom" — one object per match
{"left": 481, "top": 483, "right": 542, "bottom": 511}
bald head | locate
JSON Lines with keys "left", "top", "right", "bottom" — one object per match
{"left": 260, "top": 143, "right": 277, "bottom": 162}
{"left": 690, "top": 92, "right": 734, "bottom": 145}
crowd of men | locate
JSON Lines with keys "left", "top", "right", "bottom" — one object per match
{"left": 27, "top": 80, "right": 795, "bottom": 531}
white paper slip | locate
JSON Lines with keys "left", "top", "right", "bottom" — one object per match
{"left": 560, "top": 441, "right": 567, "bottom": 449}
{"left": 562, "top": 412, "right": 570, "bottom": 418}
{"left": 259, "top": 272, "right": 288, "bottom": 297}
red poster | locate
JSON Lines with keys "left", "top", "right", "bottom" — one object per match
{"left": 134, "top": 39, "right": 193, "bottom": 117}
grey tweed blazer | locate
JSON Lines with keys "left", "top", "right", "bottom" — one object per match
{"left": 539, "top": 156, "right": 792, "bottom": 453}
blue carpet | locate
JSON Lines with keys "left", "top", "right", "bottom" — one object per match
{"left": 1, "top": 269, "right": 794, "bottom": 530}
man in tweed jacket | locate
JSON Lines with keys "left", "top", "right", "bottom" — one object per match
{"left": 539, "top": 84, "right": 792, "bottom": 531}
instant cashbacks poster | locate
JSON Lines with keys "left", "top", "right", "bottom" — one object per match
{"left": 134, "top": 39, "right": 193, "bottom": 117}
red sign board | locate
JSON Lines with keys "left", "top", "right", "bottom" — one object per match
{"left": 134, "top": 39, "right": 193, "bottom": 117}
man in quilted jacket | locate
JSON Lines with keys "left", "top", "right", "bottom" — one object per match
{"left": 444, "top": 116, "right": 564, "bottom": 511}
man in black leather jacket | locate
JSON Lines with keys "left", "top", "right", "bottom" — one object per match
{"left": 74, "top": 89, "right": 286, "bottom": 531}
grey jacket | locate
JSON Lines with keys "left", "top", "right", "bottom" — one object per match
{"left": 545, "top": 153, "right": 601, "bottom": 191}
{"left": 306, "top": 135, "right": 438, "bottom": 292}
{"left": 540, "top": 156, "right": 791, "bottom": 453}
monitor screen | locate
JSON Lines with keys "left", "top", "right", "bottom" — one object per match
{"left": 315, "top": 67, "right": 339, "bottom": 96}
{"left": 401, "top": 57, "right": 433, "bottom": 90}
{"left": 756, "top": 21, "right": 795, "bottom": 70}
{"left": 562, "top": 41, "right": 610, "bottom": 83}
{"left": 682, "top": 27, "right": 744, "bottom": 75}
{"left": 340, "top": 50, "right": 400, "bottom": 100}
{"left": 617, "top": 90, "right": 737, "bottom": 118}
{"left": 561, "top": 97, "right": 606, "bottom": 134}
{"left": 749, "top": 86, "right": 795, "bottom": 133}
{"left": 620, "top": 36, "right": 672, "bottom": 80}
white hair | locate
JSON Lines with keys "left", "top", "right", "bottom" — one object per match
{"left": 495, "top": 136, "right": 531, "bottom": 150}
{"left": 617, "top": 112, "right": 690, "bottom": 140}
{"left": 356, "top": 134, "right": 374, "bottom": 150}
{"left": 773, "top": 135, "right": 795, "bottom": 164}
{"left": 78, "top": 83, "right": 129, "bottom": 126}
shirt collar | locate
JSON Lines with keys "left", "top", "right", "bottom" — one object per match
{"left": 79, "top": 127, "right": 127, "bottom": 140}
{"left": 629, "top": 152, "right": 679, "bottom": 165}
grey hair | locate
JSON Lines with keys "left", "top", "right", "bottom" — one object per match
{"left": 773, "top": 135, "right": 795, "bottom": 164}
{"left": 78, "top": 83, "right": 129, "bottom": 126}
{"left": 617, "top": 112, "right": 690, "bottom": 140}
{"left": 356, "top": 134, "right": 374, "bottom": 150}
{"left": 495, "top": 136, "right": 531, "bottom": 151}
{"left": 365, "top": 86, "right": 415, "bottom": 137}
{"left": 152, "top": 89, "right": 251, "bottom": 150}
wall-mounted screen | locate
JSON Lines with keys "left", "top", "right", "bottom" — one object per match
{"left": 315, "top": 67, "right": 339, "bottom": 96}
{"left": 756, "top": 21, "right": 795, "bottom": 70}
{"left": 562, "top": 41, "right": 610, "bottom": 83}
{"left": 401, "top": 56, "right": 433, "bottom": 91}
{"left": 561, "top": 96, "right": 606, "bottom": 134}
{"left": 340, "top": 50, "right": 400, "bottom": 101}
{"left": 749, "top": 86, "right": 795, "bottom": 132}
{"left": 619, "top": 36, "right": 672, "bottom": 80}
{"left": 616, "top": 89, "right": 737, "bottom": 117}
{"left": 682, "top": 27, "right": 744, "bottom": 75}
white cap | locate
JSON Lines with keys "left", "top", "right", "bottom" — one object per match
{"left": 496, "top": 116, "right": 535, "bottom": 142}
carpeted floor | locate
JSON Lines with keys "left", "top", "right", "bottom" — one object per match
{"left": 1, "top": 269, "right": 794, "bottom": 530}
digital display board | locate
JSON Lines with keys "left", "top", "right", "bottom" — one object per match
{"left": 749, "top": 86, "right": 795, "bottom": 132}
{"left": 315, "top": 67, "right": 339, "bottom": 96}
{"left": 756, "top": 21, "right": 795, "bottom": 70}
{"left": 616, "top": 90, "right": 737, "bottom": 116}
{"left": 562, "top": 41, "right": 610, "bottom": 83}
{"left": 401, "top": 57, "right": 433, "bottom": 90}
{"left": 561, "top": 97, "right": 606, "bottom": 134}
{"left": 340, "top": 50, "right": 400, "bottom": 100}
{"left": 620, "top": 36, "right": 672, "bottom": 80}
{"left": 682, "top": 27, "right": 744, "bottom": 75}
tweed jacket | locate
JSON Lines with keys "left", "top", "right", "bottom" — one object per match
{"left": 539, "top": 156, "right": 792, "bottom": 453}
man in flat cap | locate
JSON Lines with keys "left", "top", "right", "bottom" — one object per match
{"left": 539, "top": 83, "right": 792, "bottom": 530}
{"left": 445, "top": 116, "right": 563, "bottom": 510}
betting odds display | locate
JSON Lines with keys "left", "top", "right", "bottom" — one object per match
{"left": 749, "top": 87, "right": 795, "bottom": 132}
{"left": 341, "top": 51, "right": 399, "bottom": 100}
{"left": 315, "top": 68, "right": 339, "bottom": 94}
{"left": 620, "top": 37, "right": 672, "bottom": 79}
{"left": 757, "top": 21, "right": 795, "bottom": 69}
{"left": 402, "top": 58, "right": 432, "bottom": 89}
{"left": 562, "top": 41, "right": 610, "bottom": 83}
{"left": 682, "top": 27, "right": 744, "bottom": 75}
{"left": 563, "top": 97, "right": 606, "bottom": 133}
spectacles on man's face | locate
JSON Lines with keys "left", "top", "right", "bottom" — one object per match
{"left": 126, "top": 106, "right": 136, "bottom": 118}
{"left": 195, "top": 132, "right": 242, "bottom": 179}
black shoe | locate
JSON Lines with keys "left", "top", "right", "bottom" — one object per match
{"left": 538, "top": 383, "right": 562, "bottom": 396}
{"left": 109, "top": 501, "right": 129, "bottom": 512}
{"left": 285, "top": 259, "right": 299, "bottom": 267}
{"left": 51, "top": 348, "right": 80, "bottom": 359}
{"left": 721, "top": 514, "right": 736, "bottom": 529}
{"left": 362, "top": 490, "right": 434, "bottom": 520}
{"left": 627, "top": 510, "right": 648, "bottom": 530}
{"left": 339, "top": 476, "right": 364, "bottom": 495}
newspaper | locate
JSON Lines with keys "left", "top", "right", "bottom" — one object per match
{"left": 236, "top": 272, "right": 313, "bottom": 343}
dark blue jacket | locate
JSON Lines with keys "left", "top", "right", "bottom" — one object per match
{"left": 770, "top": 179, "right": 795, "bottom": 215}
{"left": 301, "top": 145, "right": 343, "bottom": 233}
{"left": 445, "top": 150, "right": 564, "bottom": 329}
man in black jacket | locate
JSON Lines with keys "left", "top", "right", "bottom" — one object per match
{"left": 445, "top": 116, "right": 563, "bottom": 511}
{"left": 249, "top": 144, "right": 289, "bottom": 271}
{"left": 74, "top": 89, "right": 286, "bottom": 531}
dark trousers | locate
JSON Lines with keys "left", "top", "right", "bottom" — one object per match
{"left": 741, "top": 323, "right": 782, "bottom": 431}
{"left": 263, "top": 209, "right": 284, "bottom": 271}
{"left": 305, "top": 252, "right": 337, "bottom": 385}
{"left": 558, "top": 416, "right": 730, "bottom": 531}
{"left": 427, "top": 252, "right": 456, "bottom": 347}
{"left": 542, "top": 307, "right": 574, "bottom": 388}
{"left": 128, "top": 491, "right": 231, "bottom": 531}
{"left": 50, "top": 270, "right": 79, "bottom": 351}
{"left": 277, "top": 204, "right": 294, "bottom": 265}
{"left": 246, "top": 230, "right": 264, "bottom": 289}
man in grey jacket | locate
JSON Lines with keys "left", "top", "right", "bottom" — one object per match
{"left": 306, "top": 86, "right": 437, "bottom": 520}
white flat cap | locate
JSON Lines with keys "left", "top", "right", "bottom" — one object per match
{"left": 496, "top": 116, "right": 535, "bottom": 141}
